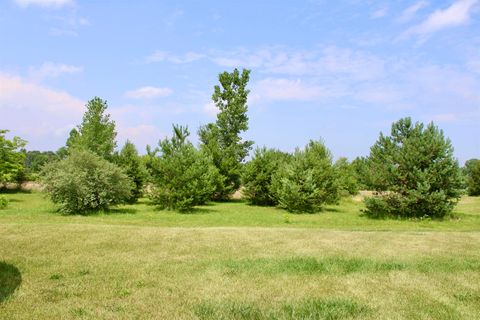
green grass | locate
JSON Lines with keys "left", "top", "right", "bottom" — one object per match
{"left": 0, "top": 192, "right": 479, "bottom": 231}
{"left": 0, "top": 192, "right": 479, "bottom": 319}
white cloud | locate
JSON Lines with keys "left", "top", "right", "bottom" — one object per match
{"left": 467, "top": 58, "right": 480, "bottom": 74}
{"left": 14, "top": 0, "right": 73, "bottom": 8}
{"left": 402, "top": 0, "right": 478, "bottom": 39}
{"left": 209, "top": 46, "right": 385, "bottom": 80}
{"left": 253, "top": 78, "right": 331, "bottom": 101}
{"left": 145, "top": 51, "right": 204, "bottom": 64}
{"left": 397, "top": 1, "right": 429, "bottom": 23}
{"left": 203, "top": 102, "right": 218, "bottom": 117}
{"left": 0, "top": 73, "right": 84, "bottom": 144}
{"left": 429, "top": 113, "right": 459, "bottom": 122}
{"left": 116, "top": 124, "right": 165, "bottom": 150}
{"left": 28, "top": 62, "right": 83, "bottom": 80}
{"left": 124, "top": 86, "right": 173, "bottom": 99}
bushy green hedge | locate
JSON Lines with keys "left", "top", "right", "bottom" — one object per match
{"left": 149, "top": 126, "right": 221, "bottom": 212}
{"left": 41, "top": 149, "right": 133, "bottom": 214}
{"left": 271, "top": 140, "right": 338, "bottom": 213}
{"left": 242, "top": 147, "right": 290, "bottom": 205}
{"left": 364, "top": 118, "right": 463, "bottom": 218}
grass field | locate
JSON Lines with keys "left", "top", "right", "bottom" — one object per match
{"left": 1, "top": 192, "right": 480, "bottom": 319}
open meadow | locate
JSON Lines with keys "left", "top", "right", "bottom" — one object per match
{"left": 1, "top": 192, "right": 480, "bottom": 319}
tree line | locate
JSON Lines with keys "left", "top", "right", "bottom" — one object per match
{"left": 1, "top": 68, "right": 479, "bottom": 217}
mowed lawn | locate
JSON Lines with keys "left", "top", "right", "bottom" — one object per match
{"left": 1, "top": 193, "right": 480, "bottom": 319}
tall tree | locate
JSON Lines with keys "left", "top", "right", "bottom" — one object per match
{"left": 199, "top": 68, "right": 253, "bottom": 200}
{"left": 69, "top": 97, "right": 117, "bottom": 160}
{"left": 0, "top": 130, "right": 27, "bottom": 185}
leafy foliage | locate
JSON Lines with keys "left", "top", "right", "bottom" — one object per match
{"left": 115, "top": 141, "right": 147, "bottom": 203}
{"left": 271, "top": 140, "right": 339, "bottom": 213}
{"left": 0, "top": 130, "right": 27, "bottom": 185}
{"left": 0, "top": 195, "right": 8, "bottom": 209}
{"left": 199, "top": 69, "right": 254, "bottom": 200}
{"left": 23, "top": 150, "right": 59, "bottom": 180}
{"left": 242, "top": 148, "right": 290, "bottom": 205}
{"left": 41, "top": 149, "right": 133, "bottom": 214}
{"left": 149, "top": 125, "right": 221, "bottom": 212}
{"left": 67, "top": 97, "right": 117, "bottom": 160}
{"left": 334, "top": 157, "right": 359, "bottom": 196}
{"left": 351, "top": 156, "right": 376, "bottom": 190}
{"left": 464, "top": 159, "right": 480, "bottom": 196}
{"left": 364, "top": 118, "right": 463, "bottom": 218}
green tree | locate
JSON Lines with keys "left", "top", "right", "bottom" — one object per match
{"left": 271, "top": 140, "right": 339, "bottom": 213}
{"left": 23, "top": 150, "right": 59, "bottom": 180}
{"left": 242, "top": 147, "right": 290, "bottom": 205}
{"left": 364, "top": 118, "right": 463, "bottom": 218}
{"left": 0, "top": 130, "right": 27, "bottom": 185}
{"left": 115, "top": 140, "right": 147, "bottom": 202}
{"left": 351, "top": 156, "right": 376, "bottom": 190}
{"left": 41, "top": 149, "right": 133, "bottom": 214}
{"left": 68, "top": 97, "right": 117, "bottom": 160}
{"left": 199, "top": 68, "right": 254, "bottom": 200}
{"left": 464, "top": 159, "right": 480, "bottom": 196}
{"left": 334, "top": 157, "right": 359, "bottom": 196}
{"left": 150, "top": 125, "right": 221, "bottom": 211}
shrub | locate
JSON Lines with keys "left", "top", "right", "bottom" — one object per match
{"left": 149, "top": 125, "right": 221, "bottom": 212}
{"left": 364, "top": 118, "right": 463, "bottom": 218}
{"left": 242, "top": 147, "right": 290, "bottom": 205}
{"left": 115, "top": 141, "right": 147, "bottom": 203}
{"left": 272, "top": 140, "right": 338, "bottom": 213}
{"left": 464, "top": 159, "right": 480, "bottom": 196}
{"left": 41, "top": 150, "right": 133, "bottom": 214}
{"left": 334, "top": 157, "right": 359, "bottom": 196}
{"left": 0, "top": 195, "right": 8, "bottom": 209}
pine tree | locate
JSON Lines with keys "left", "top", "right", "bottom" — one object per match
{"left": 365, "top": 117, "right": 463, "bottom": 218}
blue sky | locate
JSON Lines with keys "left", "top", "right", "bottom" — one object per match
{"left": 0, "top": 0, "right": 479, "bottom": 164}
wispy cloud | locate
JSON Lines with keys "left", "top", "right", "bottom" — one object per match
{"left": 397, "top": 1, "right": 429, "bottom": 23}
{"left": 0, "top": 73, "right": 84, "bottom": 141}
{"left": 252, "top": 78, "right": 333, "bottom": 102}
{"left": 371, "top": 7, "right": 388, "bottom": 19}
{"left": 401, "top": 0, "right": 478, "bottom": 40}
{"left": 145, "top": 51, "right": 204, "bottom": 64}
{"left": 202, "top": 101, "right": 218, "bottom": 117}
{"left": 124, "top": 86, "right": 173, "bottom": 99}
{"left": 13, "top": 0, "right": 73, "bottom": 8}
{"left": 28, "top": 62, "right": 83, "bottom": 80}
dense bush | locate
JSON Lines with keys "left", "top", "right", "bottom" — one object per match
{"left": 41, "top": 150, "right": 133, "bottom": 214}
{"left": 149, "top": 125, "right": 221, "bottom": 212}
{"left": 334, "top": 157, "right": 359, "bottom": 196}
{"left": 0, "top": 195, "right": 8, "bottom": 209}
{"left": 242, "top": 147, "right": 290, "bottom": 205}
{"left": 364, "top": 118, "right": 463, "bottom": 218}
{"left": 115, "top": 141, "right": 147, "bottom": 202}
{"left": 271, "top": 140, "right": 338, "bottom": 213}
{"left": 464, "top": 159, "right": 480, "bottom": 196}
